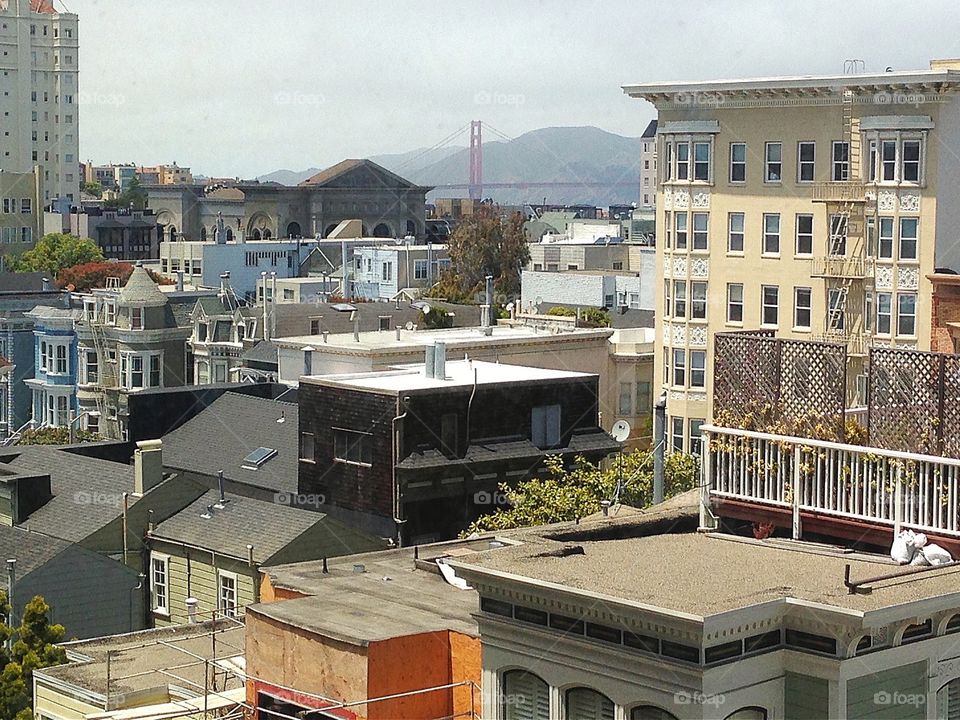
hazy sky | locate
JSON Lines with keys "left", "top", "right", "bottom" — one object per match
{"left": 68, "top": 0, "right": 960, "bottom": 178}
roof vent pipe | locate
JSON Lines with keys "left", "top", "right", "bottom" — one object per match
{"left": 424, "top": 344, "right": 436, "bottom": 378}
{"left": 396, "top": 326, "right": 401, "bottom": 341}
{"left": 216, "top": 469, "right": 226, "bottom": 507}
{"left": 484, "top": 275, "right": 494, "bottom": 327}
{"left": 176, "top": 270, "right": 184, "bottom": 292}
{"left": 185, "top": 597, "right": 199, "bottom": 623}
{"left": 434, "top": 341, "right": 447, "bottom": 380}
{"left": 41, "top": 277, "right": 51, "bottom": 292}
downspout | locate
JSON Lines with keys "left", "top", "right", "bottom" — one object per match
{"left": 465, "top": 367, "right": 478, "bottom": 448}
{"left": 392, "top": 397, "right": 409, "bottom": 547}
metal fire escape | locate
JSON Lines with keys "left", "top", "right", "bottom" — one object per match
{"left": 87, "top": 277, "right": 121, "bottom": 436}
{"left": 811, "top": 89, "right": 875, "bottom": 359}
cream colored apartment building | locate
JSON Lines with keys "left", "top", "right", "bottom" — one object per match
{"left": 624, "top": 60, "right": 960, "bottom": 454}
{"left": 0, "top": 0, "right": 80, "bottom": 205}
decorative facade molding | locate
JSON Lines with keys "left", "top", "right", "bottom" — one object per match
{"left": 662, "top": 187, "right": 673, "bottom": 211}
{"left": 899, "top": 193, "right": 920, "bottom": 213}
{"left": 690, "top": 257, "right": 709, "bottom": 279}
{"left": 691, "top": 191, "right": 710, "bottom": 209}
{"left": 672, "top": 256, "right": 688, "bottom": 277}
{"left": 672, "top": 323, "right": 686, "bottom": 345}
{"left": 877, "top": 190, "right": 896, "bottom": 212}
{"left": 673, "top": 189, "right": 690, "bottom": 210}
{"left": 688, "top": 325, "right": 708, "bottom": 347}
{"left": 898, "top": 266, "right": 920, "bottom": 290}
{"left": 875, "top": 264, "right": 894, "bottom": 289}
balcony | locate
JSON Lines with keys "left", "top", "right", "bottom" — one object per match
{"left": 811, "top": 330, "right": 870, "bottom": 356}
{"left": 810, "top": 256, "right": 873, "bottom": 279}
{"left": 702, "top": 424, "right": 960, "bottom": 546}
{"left": 811, "top": 182, "right": 867, "bottom": 203}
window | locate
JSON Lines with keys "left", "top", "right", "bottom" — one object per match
{"left": 414, "top": 259, "right": 428, "bottom": 279}
{"left": 690, "top": 350, "right": 706, "bottom": 388}
{"left": 151, "top": 554, "right": 169, "bottom": 615}
{"left": 729, "top": 142, "right": 746, "bottom": 182}
{"left": 899, "top": 217, "right": 918, "bottom": 260}
{"left": 761, "top": 285, "right": 779, "bottom": 326}
{"left": 829, "top": 214, "right": 847, "bottom": 256}
{"left": 797, "top": 141, "right": 815, "bottom": 182}
{"left": 39, "top": 340, "right": 47, "bottom": 371}
{"left": 728, "top": 212, "right": 744, "bottom": 252}
{"left": 54, "top": 344, "right": 67, "bottom": 374}
{"left": 618, "top": 382, "right": 632, "bottom": 416}
{"left": 763, "top": 213, "right": 780, "bottom": 254}
{"left": 832, "top": 141, "right": 849, "bottom": 181}
{"left": 84, "top": 350, "right": 98, "bottom": 384}
{"left": 691, "top": 281, "right": 707, "bottom": 320}
{"left": 502, "top": 671, "right": 550, "bottom": 720}
{"left": 381, "top": 261, "right": 392, "bottom": 281}
{"left": 689, "top": 418, "right": 705, "bottom": 457}
{"left": 636, "top": 382, "right": 651, "bottom": 414}
{"left": 672, "top": 280, "right": 686, "bottom": 318}
{"left": 131, "top": 307, "right": 143, "bottom": 330}
{"left": 20, "top": 198, "right": 30, "bottom": 214}
{"left": 663, "top": 281, "right": 671, "bottom": 317}
{"left": 692, "top": 212, "right": 708, "bottom": 250}
{"left": 217, "top": 571, "right": 238, "bottom": 617}
{"left": 828, "top": 288, "right": 846, "bottom": 331}
{"left": 664, "top": 212, "right": 672, "bottom": 249}
{"left": 794, "top": 287, "right": 812, "bottom": 329}
{"left": 671, "top": 417, "right": 684, "bottom": 453}
{"left": 130, "top": 355, "right": 143, "bottom": 388}
{"left": 878, "top": 217, "right": 894, "bottom": 259}
{"left": 876, "top": 292, "right": 892, "bottom": 334}
{"left": 675, "top": 142, "right": 689, "bottom": 180}
{"left": 765, "top": 142, "right": 782, "bottom": 182}
{"left": 299, "top": 432, "right": 315, "bottom": 462}
{"left": 881, "top": 139, "right": 897, "bottom": 181}
{"left": 566, "top": 688, "right": 614, "bottom": 720}
{"left": 149, "top": 355, "right": 161, "bottom": 387}
{"left": 674, "top": 212, "right": 687, "bottom": 249}
{"left": 727, "top": 283, "right": 744, "bottom": 323}
{"left": 663, "top": 142, "right": 672, "bottom": 181}
{"left": 795, "top": 214, "right": 813, "bottom": 255}
{"left": 531, "top": 405, "right": 561, "bottom": 448}
{"left": 333, "top": 428, "right": 373, "bottom": 465}
{"left": 672, "top": 348, "right": 685, "bottom": 386}
{"left": 902, "top": 139, "right": 921, "bottom": 182}
{"left": 693, "top": 141, "right": 710, "bottom": 181}
{"left": 898, "top": 293, "right": 916, "bottom": 336}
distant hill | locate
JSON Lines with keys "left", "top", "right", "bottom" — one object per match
{"left": 257, "top": 126, "right": 640, "bottom": 206}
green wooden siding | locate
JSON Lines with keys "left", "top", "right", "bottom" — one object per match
{"left": 846, "top": 662, "right": 926, "bottom": 720}
{"left": 784, "top": 672, "right": 829, "bottom": 720}
{"left": 152, "top": 543, "right": 256, "bottom": 626}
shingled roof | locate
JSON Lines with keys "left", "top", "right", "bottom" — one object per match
{"left": 118, "top": 264, "right": 167, "bottom": 307}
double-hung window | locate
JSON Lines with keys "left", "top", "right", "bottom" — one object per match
{"left": 727, "top": 283, "right": 744, "bottom": 323}
{"left": 131, "top": 307, "right": 143, "bottom": 330}
{"left": 881, "top": 139, "right": 897, "bottom": 182}
{"left": 130, "top": 355, "right": 144, "bottom": 388}
{"left": 898, "top": 293, "right": 916, "bottom": 336}
{"left": 729, "top": 142, "right": 746, "bottom": 182}
{"left": 794, "top": 287, "right": 812, "bottom": 329}
{"left": 876, "top": 292, "right": 892, "bottom": 334}
{"left": 692, "top": 213, "right": 708, "bottom": 250}
{"left": 54, "top": 344, "right": 66, "bottom": 374}
{"left": 761, "top": 285, "right": 779, "bottom": 326}
{"left": 691, "top": 282, "right": 707, "bottom": 320}
{"left": 899, "top": 217, "right": 918, "bottom": 260}
{"left": 690, "top": 351, "right": 706, "bottom": 388}
{"left": 151, "top": 554, "right": 169, "bottom": 615}
{"left": 902, "top": 140, "right": 921, "bottom": 183}
{"left": 728, "top": 213, "right": 744, "bottom": 252}
{"left": 218, "top": 571, "right": 238, "bottom": 617}
{"left": 531, "top": 405, "right": 561, "bottom": 449}
{"left": 149, "top": 355, "right": 161, "bottom": 387}
{"left": 693, "top": 141, "right": 710, "bottom": 181}
{"left": 829, "top": 214, "right": 847, "bottom": 256}
{"left": 765, "top": 142, "right": 782, "bottom": 182}
{"left": 797, "top": 142, "right": 815, "bottom": 182}
{"left": 795, "top": 214, "right": 813, "bottom": 255}
{"left": 878, "top": 217, "right": 895, "bottom": 259}
{"left": 672, "top": 348, "right": 686, "bottom": 387}
{"left": 674, "top": 212, "right": 687, "bottom": 249}
{"left": 672, "top": 280, "right": 687, "bottom": 318}
{"left": 828, "top": 288, "right": 846, "bottom": 331}
{"left": 676, "top": 142, "right": 689, "bottom": 180}
{"left": 763, "top": 213, "right": 780, "bottom": 254}
{"left": 832, "top": 141, "right": 849, "bottom": 181}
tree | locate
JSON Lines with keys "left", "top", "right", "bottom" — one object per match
{"left": 0, "top": 592, "right": 66, "bottom": 720}
{"left": 56, "top": 261, "right": 173, "bottom": 292}
{"left": 443, "top": 206, "right": 529, "bottom": 300}
{"left": 6, "top": 233, "right": 103, "bottom": 275}
{"left": 18, "top": 427, "right": 99, "bottom": 445}
{"left": 103, "top": 176, "right": 147, "bottom": 210}
{"left": 81, "top": 180, "right": 103, "bottom": 198}
{"left": 465, "top": 450, "right": 699, "bottom": 534}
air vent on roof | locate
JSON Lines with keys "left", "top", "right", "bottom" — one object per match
{"left": 242, "top": 446, "right": 277, "bottom": 470}
{"left": 331, "top": 303, "right": 357, "bottom": 313}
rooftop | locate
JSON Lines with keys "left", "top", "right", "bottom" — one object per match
{"left": 277, "top": 323, "right": 612, "bottom": 353}
{"left": 161, "top": 392, "right": 298, "bottom": 494}
{"left": 0, "top": 523, "right": 71, "bottom": 577}
{"left": 305, "top": 359, "right": 594, "bottom": 393}
{"left": 37, "top": 620, "right": 244, "bottom": 700}
{"left": 118, "top": 264, "right": 168, "bottom": 307}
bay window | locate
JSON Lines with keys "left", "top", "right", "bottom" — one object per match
{"left": 878, "top": 218, "right": 894, "bottom": 259}
{"left": 672, "top": 348, "right": 685, "bottom": 386}
{"left": 692, "top": 213, "right": 708, "bottom": 250}
{"left": 676, "top": 142, "right": 689, "bottom": 180}
{"left": 897, "top": 293, "right": 916, "bottom": 336}
{"left": 876, "top": 292, "right": 892, "bottom": 335}
{"left": 121, "top": 352, "right": 162, "bottom": 390}
{"left": 691, "top": 281, "right": 707, "bottom": 320}
{"left": 899, "top": 217, "right": 918, "bottom": 260}
{"left": 674, "top": 212, "right": 687, "bottom": 249}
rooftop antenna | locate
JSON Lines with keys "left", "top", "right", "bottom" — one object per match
{"left": 610, "top": 420, "right": 631, "bottom": 508}
{"left": 214, "top": 470, "right": 228, "bottom": 508}
{"left": 843, "top": 59, "right": 865, "bottom": 74}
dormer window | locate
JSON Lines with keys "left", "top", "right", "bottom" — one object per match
{"left": 237, "top": 323, "right": 245, "bottom": 341}
{"left": 197, "top": 323, "right": 208, "bottom": 342}
{"left": 131, "top": 307, "right": 143, "bottom": 330}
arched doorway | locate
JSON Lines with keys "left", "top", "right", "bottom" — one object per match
{"left": 373, "top": 223, "right": 391, "bottom": 238}
{"left": 286, "top": 222, "right": 301, "bottom": 238}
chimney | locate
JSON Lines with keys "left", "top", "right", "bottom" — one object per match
{"left": 215, "top": 469, "right": 227, "bottom": 507}
{"left": 484, "top": 275, "right": 494, "bottom": 327}
{"left": 41, "top": 277, "right": 52, "bottom": 292}
{"left": 424, "top": 343, "right": 436, "bottom": 378}
{"left": 434, "top": 341, "right": 447, "bottom": 380}
{"left": 134, "top": 440, "right": 163, "bottom": 494}
{"left": 176, "top": 270, "right": 184, "bottom": 292}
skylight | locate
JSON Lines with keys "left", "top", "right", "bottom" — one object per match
{"left": 241, "top": 446, "right": 277, "bottom": 470}
{"left": 331, "top": 303, "right": 357, "bottom": 312}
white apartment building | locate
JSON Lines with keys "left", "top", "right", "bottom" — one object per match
{"left": 0, "top": 0, "right": 79, "bottom": 205}
{"left": 624, "top": 60, "right": 960, "bottom": 454}
{"left": 639, "top": 118, "right": 658, "bottom": 209}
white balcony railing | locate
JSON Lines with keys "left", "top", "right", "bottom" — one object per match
{"left": 703, "top": 424, "right": 960, "bottom": 538}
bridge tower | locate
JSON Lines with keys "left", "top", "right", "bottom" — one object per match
{"left": 469, "top": 120, "right": 483, "bottom": 201}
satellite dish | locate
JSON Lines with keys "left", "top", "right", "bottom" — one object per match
{"left": 422, "top": 303, "right": 431, "bottom": 314}
{"left": 611, "top": 420, "right": 631, "bottom": 442}
{"left": 535, "top": 296, "right": 543, "bottom": 306}
{"left": 404, "top": 321, "right": 414, "bottom": 331}
{"left": 394, "top": 237, "right": 404, "bottom": 245}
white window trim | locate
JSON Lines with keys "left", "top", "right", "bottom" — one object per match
{"left": 796, "top": 141, "right": 816, "bottom": 183}
{"left": 217, "top": 569, "right": 239, "bottom": 617}
{"left": 764, "top": 141, "right": 783, "bottom": 184}
{"left": 151, "top": 552, "right": 170, "bottom": 616}
{"left": 761, "top": 285, "right": 779, "bottom": 328}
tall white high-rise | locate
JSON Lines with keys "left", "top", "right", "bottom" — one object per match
{"left": 0, "top": 0, "right": 79, "bottom": 205}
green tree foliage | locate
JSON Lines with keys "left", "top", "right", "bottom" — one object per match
{"left": 0, "top": 592, "right": 66, "bottom": 720}
{"left": 56, "top": 261, "right": 173, "bottom": 292}
{"left": 466, "top": 450, "right": 700, "bottom": 533}
{"left": 81, "top": 181, "right": 103, "bottom": 198}
{"left": 579, "top": 307, "right": 611, "bottom": 327}
{"left": 419, "top": 305, "right": 453, "bottom": 330}
{"left": 444, "top": 207, "right": 529, "bottom": 300}
{"left": 18, "top": 427, "right": 99, "bottom": 445}
{"left": 6, "top": 233, "right": 103, "bottom": 275}
{"left": 103, "top": 176, "right": 148, "bottom": 210}
{"left": 545, "top": 306, "right": 576, "bottom": 317}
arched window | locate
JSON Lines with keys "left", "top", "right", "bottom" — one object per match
{"left": 566, "top": 687, "right": 614, "bottom": 720}
{"left": 263, "top": 229, "right": 272, "bottom": 239}
{"left": 631, "top": 706, "right": 679, "bottom": 720}
{"left": 252, "top": 229, "right": 261, "bottom": 240}
{"left": 286, "top": 221, "right": 302, "bottom": 238}
{"left": 226, "top": 228, "right": 234, "bottom": 242}
{"left": 938, "top": 678, "right": 960, "bottom": 719}
{"left": 200, "top": 226, "right": 207, "bottom": 241}
{"left": 502, "top": 670, "right": 549, "bottom": 720}
{"left": 724, "top": 708, "right": 767, "bottom": 720}
{"left": 406, "top": 219, "right": 416, "bottom": 237}
{"left": 168, "top": 225, "right": 177, "bottom": 241}
{"left": 373, "top": 222, "right": 391, "bottom": 238}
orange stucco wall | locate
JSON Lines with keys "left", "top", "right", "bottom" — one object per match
{"left": 259, "top": 572, "right": 308, "bottom": 603}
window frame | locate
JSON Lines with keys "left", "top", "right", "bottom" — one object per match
{"left": 897, "top": 292, "right": 917, "bottom": 337}
{"left": 795, "top": 214, "right": 814, "bottom": 256}
{"left": 832, "top": 141, "right": 850, "bottom": 181}
{"left": 797, "top": 141, "right": 815, "bottom": 183}
{"left": 217, "top": 570, "right": 239, "bottom": 618}
{"left": 794, "top": 287, "right": 812, "bottom": 330}
{"left": 690, "top": 281, "right": 707, "bottom": 321}
{"left": 764, "top": 142, "right": 782, "bottom": 183}
{"left": 878, "top": 217, "right": 895, "bottom": 259}
{"left": 876, "top": 292, "right": 892, "bottom": 335}
{"left": 762, "top": 213, "right": 780, "bottom": 255}
{"left": 672, "top": 348, "right": 686, "bottom": 387}
{"left": 333, "top": 427, "right": 373, "bottom": 466}
{"left": 727, "top": 212, "right": 745, "bottom": 253}
{"left": 691, "top": 212, "right": 708, "bottom": 251}
{"left": 727, "top": 283, "right": 744, "bottom": 324}
{"left": 729, "top": 142, "right": 746, "bottom": 183}
{"left": 899, "top": 217, "right": 918, "bottom": 261}
{"left": 151, "top": 553, "right": 170, "bottom": 616}
{"left": 690, "top": 350, "right": 706, "bottom": 389}
{"left": 761, "top": 285, "right": 779, "bottom": 327}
